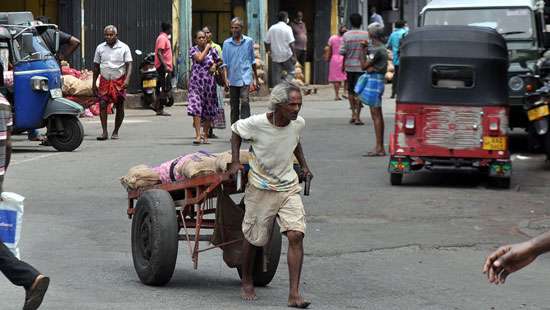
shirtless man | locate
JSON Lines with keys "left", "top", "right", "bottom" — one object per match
{"left": 229, "top": 83, "right": 312, "bottom": 308}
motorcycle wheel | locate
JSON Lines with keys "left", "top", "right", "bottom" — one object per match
{"left": 48, "top": 116, "right": 84, "bottom": 152}
{"left": 142, "top": 92, "right": 156, "bottom": 109}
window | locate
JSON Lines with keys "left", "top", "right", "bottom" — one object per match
{"left": 432, "top": 66, "right": 475, "bottom": 89}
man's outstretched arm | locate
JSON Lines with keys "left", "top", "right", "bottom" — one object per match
{"left": 483, "top": 230, "right": 550, "bottom": 284}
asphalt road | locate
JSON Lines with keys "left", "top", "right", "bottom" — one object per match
{"left": 1, "top": 86, "right": 550, "bottom": 309}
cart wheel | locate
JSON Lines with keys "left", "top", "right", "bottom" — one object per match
{"left": 131, "top": 189, "right": 178, "bottom": 286}
{"left": 237, "top": 223, "right": 282, "bottom": 287}
{"left": 390, "top": 173, "right": 403, "bottom": 186}
{"left": 488, "top": 177, "right": 511, "bottom": 189}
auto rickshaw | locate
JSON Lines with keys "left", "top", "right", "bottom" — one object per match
{"left": 0, "top": 11, "right": 84, "bottom": 151}
{"left": 388, "top": 25, "right": 512, "bottom": 188}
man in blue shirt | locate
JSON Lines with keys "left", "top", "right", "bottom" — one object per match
{"left": 386, "top": 20, "right": 408, "bottom": 98}
{"left": 223, "top": 17, "right": 259, "bottom": 124}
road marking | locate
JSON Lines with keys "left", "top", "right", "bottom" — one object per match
{"left": 11, "top": 153, "right": 63, "bottom": 166}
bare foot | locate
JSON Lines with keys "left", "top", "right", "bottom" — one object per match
{"left": 288, "top": 295, "right": 310, "bottom": 308}
{"left": 241, "top": 283, "right": 256, "bottom": 301}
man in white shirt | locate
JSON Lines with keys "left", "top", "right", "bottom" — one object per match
{"left": 265, "top": 11, "right": 296, "bottom": 86}
{"left": 229, "top": 83, "right": 313, "bottom": 308}
{"left": 92, "top": 25, "right": 133, "bottom": 140}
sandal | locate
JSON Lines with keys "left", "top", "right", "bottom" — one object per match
{"left": 96, "top": 135, "right": 108, "bottom": 141}
{"left": 192, "top": 139, "right": 201, "bottom": 145}
{"left": 288, "top": 301, "right": 311, "bottom": 309}
{"left": 354, "top": 120, "right": 365, "bottom": 125}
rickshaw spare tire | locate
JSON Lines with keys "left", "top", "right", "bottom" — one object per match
{"left": 390, "top": 173, "right": 403, "bottom": 186}
{"left": 131, "top": 189, "right": 178, "bottom": 286}
{"left": 237, "top": 222, "right": 282, "bottom": 287}
{"left": 142, "top": 92, "right": 156, "bottom": 109}
{"left": 48, "top": 116, "right": 84, "bottom": 152}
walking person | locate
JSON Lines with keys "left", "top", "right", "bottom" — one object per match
{"left": 359, "top": 23, "right": 388, "bottom": 157}
{"left": 203, "top": 25, "right": 224, "bottom": 139}
{"left": 187, "top": 30, "right": 221, "bottom": 145}
{"left": 386, "top": 20, "right": 408, "bottom": 98}
{"left": 153, "top": 22, "right": 173, "bottom": 116}
{"left": 290, "top": 11, "right": 307, "bottom": 67}
{"left": 228, "top": 83, "right": 313, "bottom": 308}
{"left": 222, "top": 17, "right": 259, "bottom": 124}
{"left": 340, "top": 13, "right": 369, "bottom": 125}
{"left": 326, "top": 26, "right": 348, "bottom": 100}
{"left": 0, "top": 92, "right": 49, "bottom": 310}
{"left": 369, "top": 6, "right": 384, "bottom": 26}
{"left": 265, "top": 11, "right": 296, "bottom": 85}
{"left": 92, "top": 25, "right": 133, "bottom": 140}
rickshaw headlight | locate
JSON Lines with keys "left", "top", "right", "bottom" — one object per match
{"left": 508, "top": 76, "right": 524, "bottom": 92}
{"left": 30, "top": 76, "right": 49, "bottom": 91}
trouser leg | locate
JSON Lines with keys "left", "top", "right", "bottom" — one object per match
{"left": 239, "top": 86, "right": 250, "bottom": 120}
{"left": 272, "top": 62, "right": 282, "bottom": 86}
{"left": 391, "top": 65, "right": 399, "bottom": 97}
{"left": 283, "top": 58, "right": 296, "bottom": 82}
{"left": 0, "top": 240, "right": 39, "bottom": 289}
{"left": 229, "top": 86, "right": 241, "bottom": 125}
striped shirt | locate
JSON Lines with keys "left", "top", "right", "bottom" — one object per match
{"left": 339, "top": 29, "right": 369, "bottom": 73}
{"left": 0, "top": 94, "right": 12, "bottom": 194}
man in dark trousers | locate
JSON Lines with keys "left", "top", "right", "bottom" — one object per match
{"left": 153, "top": 22, "right": 173, "bottom": 116}
{"left": 36, "top": 16, "right": 80, "bottom": 62}
{"left": 0, "top": 91, "right": 49, "bottom": 310}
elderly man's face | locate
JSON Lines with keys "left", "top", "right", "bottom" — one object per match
{"left": 231, "top": 23, "right": 242, "bottom": 38}
{"left": 279, "top": 90, "right": 302, "bottom": 121}
{"left": 104, "top": 29, "right": 117, "bottom": 46}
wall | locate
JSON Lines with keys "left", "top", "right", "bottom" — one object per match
{"left": 0, "top": 0, "right": 58, "bottom": 23}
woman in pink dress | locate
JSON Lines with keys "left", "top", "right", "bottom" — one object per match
{"left": 326, "top": 26, "right": 348, "bottom": 100}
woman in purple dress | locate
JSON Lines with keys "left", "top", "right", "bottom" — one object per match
{"left": 187, "top": 30, "right": 221, "bottom": 144}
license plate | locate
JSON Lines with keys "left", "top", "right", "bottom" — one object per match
{"left": 527, "top": 105, "right": 549, "bottom": 121}
{"left": 142, "top": 79, "right": 157, "bottom": 88}
{"left": 483, "top": 136, "right": 507, "bottom": 151}
{"left": 50, "top": 88, "right": 62, "bottom": 98}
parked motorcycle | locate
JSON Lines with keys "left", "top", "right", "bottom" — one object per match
{"left": 523, "top": 57, "right": 550, "bottom": 159}
{"left": 135, "top": 49, "right": 157, "bottom": 109}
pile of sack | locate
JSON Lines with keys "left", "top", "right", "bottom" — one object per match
{"left": 120, "top": 150, "right": 251, "bottom": 191}
{"left": 386, "top": 49, "right": 395, "bottom": 83}
{"left": 254, "top": 44, "right": 266, "bottom": 89}
{"left": 60, "top": 61, "right": 95, "bottom": 97}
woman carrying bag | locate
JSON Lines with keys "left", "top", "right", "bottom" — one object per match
{"left": 356, "top": 23, "right": 388, "bottom": 157}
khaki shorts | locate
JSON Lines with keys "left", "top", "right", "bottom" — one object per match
{"left": 242, "top": 184, "right": 306, "bottom": 247}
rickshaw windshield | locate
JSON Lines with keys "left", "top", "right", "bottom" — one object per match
{"left": 12, "top": 34, "right": 53, "bottom": 62}
{"left": 424, "top": 8, "right": 534, "bottom": 40}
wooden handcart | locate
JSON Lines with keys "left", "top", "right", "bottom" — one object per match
{"left": 125, "top": 169, "right": 282, "bottom": 286}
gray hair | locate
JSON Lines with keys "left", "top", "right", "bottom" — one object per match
{"left": 270, "top": 82, "right": 301, "bottom": 110}
{"left": 367, "top": 22, "right": 384, "bottom": 40}
{"left": 104, "top": 25, "right": 118, "bottom": 34}
{"left": 231, "top": 17, "right": 243, "bottom": 27}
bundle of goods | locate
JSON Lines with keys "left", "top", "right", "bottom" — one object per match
{"left": 120, "top": 150, "right": 251, "bottom": 191}
{"left": 254, "top": 43, "right": 266, "bottom": 89}
{"left": 293, "top": 63, "right": 305, "bottom": 86}
{"left": 386, "top": 49, "right": 395, "bottom": 83}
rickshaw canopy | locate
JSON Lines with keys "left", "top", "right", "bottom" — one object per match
{"left": 398, "top": 25, "right": 509, "bottom": 106}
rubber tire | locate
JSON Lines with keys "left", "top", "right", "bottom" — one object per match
{"left": 237, "top": 223, "right": 282, "bottom": 287}
{"left": 390, "top": 173, "right": 403, "bottom": 186}
{"left": 488, "top": 177, "right": 511, "bottom": 189}
{"left": 131, "top": 189, "right": 179, "bottom": 286}
{"left": 142, "top": 93, "right": 156, "bottom": 109}
{"left": 48, "top": 116, "right": 84, "bottom": 152}
{"left": 545, "top": 132, "right": 550, "bottom": 160}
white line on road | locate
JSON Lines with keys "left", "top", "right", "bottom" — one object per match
{"left": 11, "top": 152, "right": 63, "bottom": 166}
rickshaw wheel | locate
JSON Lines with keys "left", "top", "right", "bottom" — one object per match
{"left": 390, "top": 173, "right": 403, "bottom": 186}
{"left": 488, "top": 177, "right": 511, "bottom": 189}
{"left": 131, "top": 189, "right": 178, "bottom": 286}
{"left": 48, "top": 116, "right": 84, "bottom": 152}
{"left": 237, "top": 223, "right": 282, "bottom": 287}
